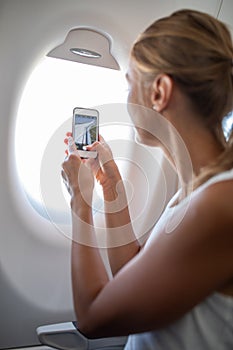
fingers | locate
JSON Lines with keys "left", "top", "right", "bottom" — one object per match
{"left": 98, "top": 135, "right": 106, "bottom": 143}
{"left": 64, "top": 133, "right": 106, "bottom": 149}
{"left": 86, "top": 138, "right": 110, "bottom": 158}
{"left": 62, "top": 153, "right": 81, "bottom": 172}
{"left": 64, "top": 131, "right": 73, "bottom": 146}
{"left": 64, "top": 132, "right": 72, "bottom": 157}
{"left": 63, "top": 133, "right": 113, "bottom": 182}
{"left": 61, "top": 168, "right": 67, "bottom": 182}
{"left": 61, "top": 166, "right": 72, "bottom": 195}
{"left": 62, "top": 133, "right": 96, "bottom": 199}
{"left": 62, "top": 153, "right": 81, "bottom": 188}
{"left": 64, "top": 134, "right": 82, "bottom": 160}
{"left": 86, "top": 135, "right": 106, "bottom": 150}
{"left": 67, "top": 136, "right": 77, "bottom": 154}
{"left": 85, "top": 141, "right": 100, "bottom": 151}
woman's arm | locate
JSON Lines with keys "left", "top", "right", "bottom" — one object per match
{"left": 71, "top": 195, "right": 109, "bottom": 321}
{"left": 102, "top": 161, "right": 141, "bottom": 275}
{"left": 62, "top": 154, "right": 233, "bottom": 339}
{"left": 86, "top": 137, "right": 141, "bottom": 275}
{"left": 64, "top": 134, "right": 140, "bottom": 275}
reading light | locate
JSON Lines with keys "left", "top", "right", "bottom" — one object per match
{"left": 70, "top": 48, "right": 102, "bottom": 58}
{"left": 48, "top": 28, "right": 120, "bottom": 70}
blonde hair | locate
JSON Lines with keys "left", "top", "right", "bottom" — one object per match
{"left": 131, "top": 9, "right": 233, "bottom": 188}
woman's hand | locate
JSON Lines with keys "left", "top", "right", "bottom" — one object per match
{"left": 84, "top": 135, "right": 121, "bottom": 191}
{"left": 62, "top": 133, "right": 123, "bottom": 208}
{"left": 62, "top": 135, "right": 94, "bottom": 207}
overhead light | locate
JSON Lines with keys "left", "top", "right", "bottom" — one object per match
{"left": 70, "top": 47, "right": 102, "bottom": 58}
{"left": 47, "top": 28, "right": 120, "bottom": 70}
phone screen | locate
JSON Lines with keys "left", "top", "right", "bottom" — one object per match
{"left": 73, "top": 109, "right": 98, "bottom": 150}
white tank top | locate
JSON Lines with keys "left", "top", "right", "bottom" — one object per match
{"left": 125, "top": 169, "right": 233, "bottom": 350}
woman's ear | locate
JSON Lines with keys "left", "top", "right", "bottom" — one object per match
{"left": 151, "top": 74, "right": 173, "bottom": 112}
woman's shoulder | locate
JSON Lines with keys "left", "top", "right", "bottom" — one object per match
{"left": 184, "top": 174, "right": 232, "bottom": 253}
{"left": 194, "top": 176, "right": 233, "bottom": 227}
{"left": 159, "top": 173, "right": 233, "bottom": 251}
{"left": 147, "top": 172, "right": 233, "bottom": 246}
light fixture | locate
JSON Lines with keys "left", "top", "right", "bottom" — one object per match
{"left": 47, "top": 28, "right": 120, "bottom": 70}
{"left": 70, "top": 47, "right": 101, "bottom": 58}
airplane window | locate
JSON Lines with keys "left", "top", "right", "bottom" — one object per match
{"left": 15, "top": 57, "right": 129, "bottom": 223}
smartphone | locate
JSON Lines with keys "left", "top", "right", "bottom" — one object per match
{"left": 72, "top": 107, "right": 99, "bottom": 158}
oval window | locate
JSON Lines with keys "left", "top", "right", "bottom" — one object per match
{"left": 15, "top": 57, "right": 129, "bottom": 223}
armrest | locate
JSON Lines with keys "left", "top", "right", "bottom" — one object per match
{"left": 36, "top": 322, "right": 128, "bottom": 350}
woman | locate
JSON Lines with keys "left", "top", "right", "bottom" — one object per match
{"left": 62, "top": 9, "right": 233, "bottom": 349}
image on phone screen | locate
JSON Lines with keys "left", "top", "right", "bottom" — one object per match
{"left": 73, "top": 112, "right": 98, "bottom": 150}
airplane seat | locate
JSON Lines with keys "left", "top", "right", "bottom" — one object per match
{"left": 37, "top": 322, "right": 128, "bottom": 350}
